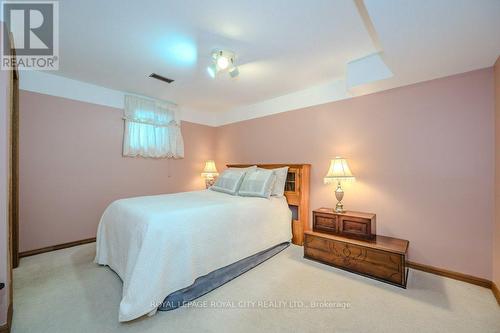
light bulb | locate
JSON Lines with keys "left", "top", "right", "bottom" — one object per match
{"left": 216, "top": 56, "right": 229, "bottom": 70}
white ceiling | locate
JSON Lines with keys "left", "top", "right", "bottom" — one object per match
{"left": 36, "top": 0, "right": 500, "bottom": 120}
{"left": 54, "top": 0, "right": 376, "bottom": 113}
{"left": 357, "top": 0, "right": 500, "bottom": 95}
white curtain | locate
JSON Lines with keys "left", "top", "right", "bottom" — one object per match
{"left": 123, "top": 95, "right": 184, "bottom": 158}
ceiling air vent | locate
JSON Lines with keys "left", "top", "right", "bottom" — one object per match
{"left": 149, "top": 73, "right": 174, "bottom": 84}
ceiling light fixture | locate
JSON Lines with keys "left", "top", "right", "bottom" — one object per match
{"left": 207, "top": 50, "right": 239, "bottom": 79}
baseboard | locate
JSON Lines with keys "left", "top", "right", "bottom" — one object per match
{"left": 19, "top": 237, "right": 96, "bottom": 258}
{"left": 15, "top": 238, "right": 500, "bottom": 306}
{"left": 407, "top": 261, "right": 492, "bottom": 289}
{"left": 492, "top": 282, "right": 500, "bottom": 306}
{"left": 0, "top": 303, "right": 13, "bottom": 333}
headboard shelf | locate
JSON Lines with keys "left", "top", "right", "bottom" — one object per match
{"left": 227, "top": 164, "right": 310, "bottom": 245}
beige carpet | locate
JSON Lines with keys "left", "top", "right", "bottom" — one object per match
{"left": 12, "top": 243, "right": 500, "bottom": 333}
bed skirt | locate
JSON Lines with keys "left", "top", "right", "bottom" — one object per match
{"left": 158, "top": 241, "right": 290, "bottom": 311}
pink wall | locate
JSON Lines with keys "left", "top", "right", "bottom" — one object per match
{"left": 19, "top": 91, "right": 216, "bottom": 252}
{"left": 0, "top": 35, "right": 10, "bottom": 326}
{"left": 494, "top": 57, "right": 500, "bottom": 289}
{"left": 216, "top": 68, "right": 495, "bottom": 280}
{"left": 19, "top": 68, "right": 496, "bottom": 280}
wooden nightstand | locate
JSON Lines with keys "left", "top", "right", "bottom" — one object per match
{"left": 304, "top": 231, "right": 409, "bottom": 288}
{"left": 313, "top": 208, "right": 376, "bottom": 240}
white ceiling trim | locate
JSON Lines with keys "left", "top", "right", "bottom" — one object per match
{"left": 346, "top": 52, "right": 393, "bottom": 90}
{"left": 20, "top": 71, "right": 124, "bottom": 109}
{"left": 17, "top": 60, "right": 415, "bottom": 127}
{"left": 19, "top": 71, "right": 218, "bottom": 127}
{"left": 216, "top": 78, "right": 351, "bottom": 126}
{"left": 19, "top": 71, "right": 359, "bottom": 127}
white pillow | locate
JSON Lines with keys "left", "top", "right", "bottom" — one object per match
{"left": 210, "top": 169, "right": 247, "bottom": 195}
{"left": 238, "top": 168, "right": 276, "bottom": 198}
{"left": 267, "top": 167, "right": 289, "bottom": 197}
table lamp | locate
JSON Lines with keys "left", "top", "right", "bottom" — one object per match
{"left": 324, "top": 157, "right": 355, "bottom": 212}
{"left": 201, "top": 160, "right": 219, "bottom": 188}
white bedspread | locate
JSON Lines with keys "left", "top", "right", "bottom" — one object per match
{"left": 94, "top": 190, "right": 292, "bottom": 322}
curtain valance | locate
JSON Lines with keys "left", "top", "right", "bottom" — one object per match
{"left": 123, "top": 95, "right": 184, "bottom": 158}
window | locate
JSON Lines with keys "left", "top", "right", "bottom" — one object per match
{"left": 123, "top": 95, "right": 184, "bottom": 158}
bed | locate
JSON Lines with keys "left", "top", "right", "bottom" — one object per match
{"left": 95, "top": 164, "right": 310, "bottom": 322}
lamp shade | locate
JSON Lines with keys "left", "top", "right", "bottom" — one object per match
{"left": 201, "top": 160, "right": 219, "bottom": 177}
{"left": 324, "top": 157, "right": 355, "bottom": 184}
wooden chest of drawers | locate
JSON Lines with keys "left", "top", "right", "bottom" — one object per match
{"left": 304, "top": 231, "right": 409, "bottom": 288}
{"left": 313, "top": 208, "right": 376, "bottom": 240}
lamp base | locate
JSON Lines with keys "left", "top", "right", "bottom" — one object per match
{"left": 205, "top": 177, "right": 216, "bottom": 189}
{"left": 335, "top": 181, "right": 345, "bottom": 213}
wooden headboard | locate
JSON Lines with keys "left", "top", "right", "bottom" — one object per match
{"left": 227, "top": 164, "right": 311, "bottom": 245}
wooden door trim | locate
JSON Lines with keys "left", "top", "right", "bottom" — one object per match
{"left": 0, "top": 304, "right": 12, "bottom": 333}
{"left": 9, "top": 36, "right": 19, "bottom": 269}
{"left": 2, "top": 30, "right": 18, "bottom": 333}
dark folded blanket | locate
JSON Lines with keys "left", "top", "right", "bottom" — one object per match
{"left": 158, "top": 242, "right": 290, "bottom": 311}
